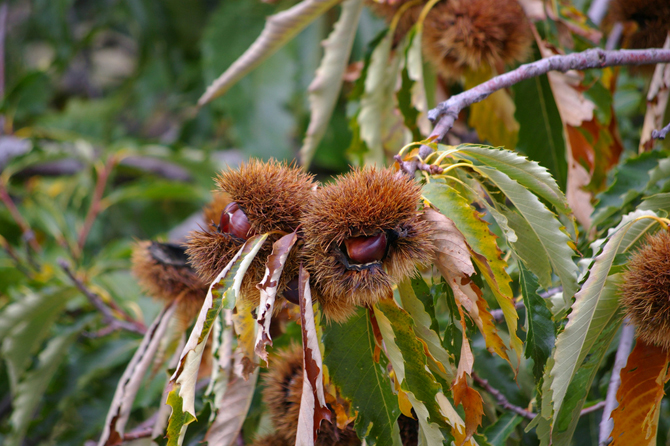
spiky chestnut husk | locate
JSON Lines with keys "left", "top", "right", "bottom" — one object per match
{"left": 300, "top": 168, "right": 434, "bottom": 322}
{"left": 263, "top": 345, "right": 360, "bottom": 446}
{"left": 609, "top": 0, "right": 670, "bottom": 50}
{"left": 621, "top": 229, "right": 670, "bottom": 350}
{"left": 186, "top": 160, "right": 314, "bottom": 306}
{"left": 131, "top": 241, "right": 208, "bottom": 323}
{"left": 202, "top": 191, "right": 231, "bottom": 229}
{"left": 249, "top": 433, "right": 291, "bottom": 446}
{"left": 422, "top": 0, "right": 532, "bottom": 80}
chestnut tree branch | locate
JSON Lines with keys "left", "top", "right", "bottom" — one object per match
{"left": 402, "top": 48, "right": 670, "bottom": 173}
{"left": 651, "top": 121, "right": 670, "bottom": 140}
{"left": 473, "top": 371, "right": 606, "bottom": 421}
{"left": 472, "top": 372, "right": 536, "bottom": 420}
{"left": 58, "top": 258, "right": 146, "bottom": 335}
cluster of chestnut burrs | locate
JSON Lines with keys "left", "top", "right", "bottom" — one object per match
{"left": 133, "top": 159, "right": 434, "bottom": 325}
{"left": 186, "top": 159, "right": 434, "bottom": 322}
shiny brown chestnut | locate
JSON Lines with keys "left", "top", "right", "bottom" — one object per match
{"left": 344, "top": 233, "right": 387, "bottom": 264}
{"left": 282, "top": 277, "right": 300, "bottom": 305}
{"left": 219, "top": 201, "right": 254, "bottom": 240}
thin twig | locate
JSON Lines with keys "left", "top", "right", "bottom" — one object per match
{"left": 400, "top": 48, "right": 670, "bottom": 175}
{"left": 473, "top": 371, "right": 609, "bottom": 421}
{"left": 0, "top": 181, "right": 41, "bottom": 253}
{"left": 77, "top": 156, "right": 117, "bottom": 256}
{"left": 598, "top": 322, "right": 635, "bottom": 446}
{"left": 651, "top": 122, "right": 670, "bottom": 140}
{"left": 472, "top": 372, "right": 536, "bottom": 420}
{"left": 582, "top": 400, "right": 606, "bottom": 416}
{"left": 58, "top": 258, "right": 146, "bottom": 335}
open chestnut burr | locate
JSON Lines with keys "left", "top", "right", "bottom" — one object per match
{"left": 300, "top": 167, "right": 434, "bottom": 322}
{"left": 186, "top": 159, "right": 315, "bottom": 307}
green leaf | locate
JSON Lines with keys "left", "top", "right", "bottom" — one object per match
{"left": 103, "top": 180, "right": 209, "bottom": 207}
{"left": 499, "top": 205, "right": 553, "bottom": 290}
{"left": 410, "top": 274, "right": 439, "bottom": 334}
{"left": 639, "top": 192, "right": 670, "bottom": 212}
{"left": 470, "top": 164, "right": 580, "bottom": 300}
{"left": 552, "top": 276, "right": 623, "bottom": 446}
{"left": 198, "top": 0, "right": 342, "bottom": 105}
{"left": 374, "top": 299, "right": 447, "bottom": 429}
{"left": 519, "top": 263, "right": 555, "bottom": 381}
{"left": 513, "top": 74, "right": 567, "bottom": 191}
{"left": 455, "top": 144, "right": 570, "bottom": 215}
{"left": 300, "top": 0, "right": 363, "bottom": 168}
{"left": 0, "top": 287, "right": 73, "bottom": 392}
{"left": 484, "top": 412, "right": 522, "bottom": 446}
{"left": 592, "top": 151, "right": 664, "bottom": 228}
{"left": 549, "top": 213, "right": 659, "bottom": 425}
{"left": 165, "top": 234, "right": 267, "bottom": 446}
{"left": 200, "top": 0, "right": 307, "bottom": 160}
{"left": 323, "top": 308, "right": 402, "bottom": 446}
{"left": 397, "top": 279, "right": 455, "bottom": 382}
{"left": 7, "top": 320, "right": 85, "bottom": 446}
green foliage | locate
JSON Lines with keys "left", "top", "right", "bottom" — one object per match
{"left": 1, "top": 1, "right": 669, "bottom": 445}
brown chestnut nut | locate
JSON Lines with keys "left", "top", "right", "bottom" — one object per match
{"left": 219, "top": 201, "right": 254, "bottom": 240}
{"left": 344, "top": 233, "right": 387, "bottom": 264}
{"left": 300, "top": 167, "right": 435, "bottom": 322}
{"left": 282, "top": 277, "right": 300, "bottom": 305}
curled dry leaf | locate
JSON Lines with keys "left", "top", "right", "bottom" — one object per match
{"left": 255, "top": 231, "right": 299, "bottom": 362}
{"left": 300, "top": 0, "right": 364, "bottom": 167}
{"left": 296, "top": 266, "right": 331, "bottom": 445}
{"left": 423, "top": 208, "right": 509, "bottom": 363}
{"left": 452, "top": 299, "right": 484, "bottom": 442}
{"left": 204, "top": 367, "right": 259, "bottom": 446}
{"left": 165, "top": 234, "right": 268, "bottom": 446}
{"left": 98, "top": 302, "right": 177, "bottom": 446}
{"left": 198, "top": 0, "right": 343, "bottom": 106}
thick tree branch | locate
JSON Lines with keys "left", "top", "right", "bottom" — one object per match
{"left": 599, "top": 322, "right": 635, "bottom": 446}
{"left": 403, "top": 48, "right": 670, "bottom": 171}
{"left": 58, "top": 258, "right": 146, "bottom": 335}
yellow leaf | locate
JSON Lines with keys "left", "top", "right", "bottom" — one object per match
{"left": 232, "top": 298, "right": 258, "bottom": 378}
{"left": 465, "top": 66, "right": 519, "bottom": 150}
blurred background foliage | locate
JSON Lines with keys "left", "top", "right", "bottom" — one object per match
{"left": 0, "top": 0, "right": 668, "bottom": 444}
